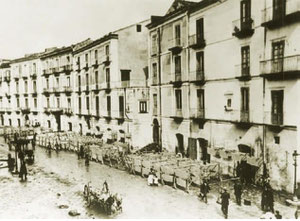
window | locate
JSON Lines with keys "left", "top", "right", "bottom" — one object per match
{"left": 57, "top": 98, "right": 60, "bottom": 108}
{"left": 197, "top": 89, "right": 205, "bottom": 110}
{"left": 96, "top": 96, "right": 99, "bottom": 115}
{"left": 273, "top": 0, "right": 286, "bottom": 20}
{"left": 46, "top": 78, "right": 49, "bottom": 89}
{"left": 95, "top": 50, "right": 98, "bottom": 61}
{"left": 78, "top": 75, "right": 81, "bottom": 87}
{"left": 95, "top": 71, "right": 98, "bottom": 84}
{"left": 33, "top": 63, "right": 36, "bottom": 73}
{"left": 34, "top": 98, "right": 37, "bottom": 108}
{"left": 241, "top": 0, "right": 251, "bottom": 24}
{"left": 56, "top": 77, "right": 59, "bottom": 87}
{"left": 175, "top": 89, "right": 182, "bottom": 110}
{"left": 33, "top": 80, "right": 37, "bottom": 92}
{"left": 174, "top": 24, "right": 181, "bottom": 45}
{"left": 48, "top": 120, "right": 51, "bottom": 128}
{"left": 86, "top": 73, "right": 89, "bottom": 86}
{"left": 196, "top": 51, "right": 204, "bottom": 75}
{"left": 67, "top": 77, "right": 70, "bottom": 87}
{"left": 9, "top": 119, "right": 12, "bottom": 126}
{"left": 241, "top": 87, "right": 249, "bottom": 112}
{"left": 77, "top": 57, "right": 80, "bottom": 67}
{"left": 227, "top": 98, "right": 232, "bottom": 108}
{"left": 47, "top": 98, "right": 50, "bottom": 108}
{"left": 17, "top": 98, "right": 20, "bottom": 108}
{"left": 274, "top": 136, "right": 280, "bottom": 144}
{"left": 86, "top": 96, "right": 89, "bottom": 110}
{"left": 271, "top": 90, "right": 284, "bottom": 125}
{"left": 151, "top": 34, "right": 157, "bottom": 55}
{"left": 68, "top": 122, "right": 72, "bottom": 131}
{"left": 272, "top": 41, "right": 284, "bottom": 73}
{"left": 107, "top": 96, "right": 111, "bottom": 111}
{"left": 24, "top": 80, "right": 28, "bottom": 93}
{"left": 85, "top": 54, "right": 88, "bottom": 63}
{"left": 78, "top": 97, "right": 81, "bottom": 111}
{"left": 67, "top": 56, "right": 70, "bottom": 63}
{"left": 136, "top": 24, "right": 142, "bottom": 32}
{"left": 153, "top": 94, "right": 158, "bottom": 115}
{"left": 241, "top": 46, "right": 250, "bottom": 76}
{"left": 196, "top": 18, "right": 204, "bottom": 41}
{"left": 121, "top": 70, "right": 130, "bottom": 81}
{"left": 105, "top": 45, "right": 110, "bottom": 56}
{"left": 152, "top": 63, "right": 157, "bottom": 82}
{"left": 106, "top": 68, "right": 110, "bottom": 83}
{"left": 25, "top": 98, "right": 28, "bottom": 108}
{"left": 119, "top": 96, "right": 124, "bottom": 114}
{"left": 67, "top": 98, "right": 71, "bottom": 108}
{"left": 139, "top": 101, "right": 147, "bottom": 113}
{"left": 16, "top": 81, "right": 19, "bottom": 93}
{"left": 18, "top": 119, "right": 21, "bottom": 127}
{"left": 174, "top": 55, "right": 181, "bottom": 76}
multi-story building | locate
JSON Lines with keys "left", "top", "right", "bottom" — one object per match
{"left": 73, "top": 20, "right": 151, "bottom": 147}
{"left": 147, "top": 0, "right": 300, "bottom": 193}
{"left": 0, "top": 60, "right": 11, "bottom": 126}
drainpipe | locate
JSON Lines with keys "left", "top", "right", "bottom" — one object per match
{"left": 158, "top": 27, "right": 163, "bottom": 151}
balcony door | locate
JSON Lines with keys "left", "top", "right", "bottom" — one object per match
{"left": 241, "top": 87, "right": 250, "bottom": 122}
{"left": 196, "top": 18, "right": 204, "bottom": 42}
{"left": 174, "top": 55, "right": 181, "bottom": 81}
{"left": 196, "top": 51, "right": 204, "bottom": 80}
{"left": 271, "top": 90, "right": 283, "bottom": 125}
{"left": 197, "top": 89, "right": 205, "bottom": 118}
{"left": 273, "top": 0, "right": 286, "bottom": 21}
{"left": 272, "top": 41, "right": 284, "bottom": 73}
{"left": 241, "top": 46, "right": 250, "bottom": 76}
{"left": 174, "top": 24, "right": 181, "bottom": 46}
{"left": 119, "top": 96, "right": 124, "bottom": 117}
{"left": 240, "top": 0, "right": 251, "bottom": 29}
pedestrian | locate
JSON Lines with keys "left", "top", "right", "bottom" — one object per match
{"left": 199, "top": 179, "right": 210, "bottom": 203}
{"left": 85, "top": 152, "right": 89, "bottom": 166}
{"left": 221, "top": 187, "right": 230, "bottom": 219}
{"left": 261, "top": 186, "right": 268, "bottom": 211}
{"left": 266, "top": 186, "right": 274, "bottom": 213}
{"left": 7, "top": 153, "right": 15, "bottom": 172}
{"left": 275, "top": 210, "right": 282, "bottom": 219}
{"left": 234, "top": 180, "right": 242, "bottom": 206}
{"left": 19, "top": 161, "right": 27, "bottom": 181}
{"left": 295, "top": 206, "right": 300, "bottom": 219}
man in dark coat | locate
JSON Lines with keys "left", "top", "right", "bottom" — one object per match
{"left": 199, "top": 179, "right": 210, "bottom": 203}
{"left": 19, "top": 161, "right": 27, "bottom": 181}
{"left": 261, "top": 186, "right": 268, "bottom": 211}
{"left": 266, "top": 187, "right": 274, "bottom": 213}
{"left": 221, "top": 188, "right": 230, "bottom": 219}
{"left": 234, "top": 180, "right": 242, "bottom": 206}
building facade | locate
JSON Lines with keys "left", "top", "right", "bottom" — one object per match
{"left": 147, "top": 0, "right": 300, "bottom": 193}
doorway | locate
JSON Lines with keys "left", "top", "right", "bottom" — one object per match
{"left": 176, "top": 133, "right": 184, "bottom": 156}
{"left": 198, "top": 138, "right": 210, "bottom": 164}
{"left": 152, "top": 119, "right": 159, "bottom": 144}
{"left": 55, "top": 114, "right": 61, "bottom": 131}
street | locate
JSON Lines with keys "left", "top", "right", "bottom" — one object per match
{"left": 0, "top": 138, "right": 295, "bottom": 219}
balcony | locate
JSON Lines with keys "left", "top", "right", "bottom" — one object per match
{"left": 31, "top": 108, "right": 38, "bottom": 114}
{"left": 63, "top": 108, "right": 73, "bottom": 116}
{"left": 104, "top": 81, "right": 111, "bottom": 92}
{"left": 5, "top": 93, "right": 11, "bottom": 98}
{"left": 190, "top": 108, "right": 205, "bottom": 120}
{"left": 5, "top": 107, "right": 12, "bottom": 113}
{"left": 168, "top": 38, "right": 182, "bottom": 54}
{"left": 169, "top": 72, "right": 182, "bottom": 87}
{"left": 235, "top": 64, "right": 251, "bottom": 81}
{"left": 104, "top": 110, "right": 112, "bottom": 119}
{"left": 53, "top": 87, "right": 60, "bottom": 94}
{"left": 0, "top": 107, "right": 5, "bottom": 113}
{"left": 30, "top": 71, "right": 37, "bottom": 79}
{"left": 83, "top": 63, "right": 89, "bottom": 71}
{"left": 42, "top": 69, "right": 52, "bottom": 76}
{"left": 20, "top": 107, "right": 30, "bottom": 114}
{"left": 189, "top": 34, "right": 206, "bottom": 49}
{"left": 261, "top": 0, "right": 300, "bottom": 29}
{"left": 232, "top": 18, "right": 254, "bottom": 38}
{"left": 44, "top": 107, "right": 51, "bottom": 114}
{"left": 62, "top": 86, "right": 72, "bottom": 94}
{"left": 170, "top": 109, "right": 183, "bottom": 121}
{"left": 43, "top": 87, "right": 53, "bottom": 94}
{"left": 116, "top": 110, "right": 125, "bottom": 121}
{"left": 22, "top": 72, "right": 29, "bottom": 79}
{"left": 102, "top": 55, "right": 110, "bottom": 66}
{"left": 61, "top": 64, "right": 73, "bottom": 73}
{"left": 153, "top": 107, "right": 158, "bottom": 116}
{"left": 4, "top": 75, "right": 11, "bottom": 82}
{"left": 91, "top": 84, "right": 100, "bottom": 92}
{"left": 49, "top": 107, "right": 63, "bottom": 114}
{"left": 92, "top": 60, "right": 99, "bottom": 68}
{"left": 76, "top": 63, "right": 81, "bottom": 72}
{"left": 51, "top": 67, "right": 60, "bottom": 75}
{"left": 189, "top": 70, "right": 205, "bottom": 85}
{"left": 151, "top": 46, "right": 158, "bottom": 57}
{"left": 32, "top": 89, "right": 38, "bottom": 96}
{"left": 260, "top": 55, "right": 300, "bottom": 80}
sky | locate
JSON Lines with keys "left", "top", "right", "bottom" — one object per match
{"left": 0, "top": 0, "right": 174, "bottom": 59}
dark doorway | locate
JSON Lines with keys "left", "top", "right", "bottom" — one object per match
{"left": 198, "top": 138, "right": 210, "bottom": 164}
{"left": 25, "top": 115, "right": 29, "bottom": 126}
{"left": 0, "top": 115, "right": 3, "bottom": 126}
{"left": 176, "top": 133, "right": 184, "bottom": 156}
{"left": 54, "top": 114, "right": 61, "bottom": 131}
{"left": 152, "top": 119, "right": 159, "bottom": 144}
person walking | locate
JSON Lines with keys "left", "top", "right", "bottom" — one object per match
{"left": 199, "top": 179, "right": 210, "bottom": 203}
{"left": 234, "top": 180, "right": 242, "bottom": 206}
{"left": 221, "top": 187, "right": 230, "bottom": 219}
{"left": 19, "top": 161, "right": 27, "bottom": 181}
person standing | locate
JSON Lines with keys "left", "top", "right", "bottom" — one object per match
{"left": 221, "top": 188, "right": 230, "bottom": 219}
{"left": 234, "top": 180, "right": 242, "bottom": 206}
{"left": 261, "top": 186, "right": 268, "bottom": 211}
{"left": 19, "top": 161, "right": 27, "bottom": 181}
{"left": 199, "top": 179, "right": 210, "bottom": 203}
{"left": 266, "top": 186, "right": 274, "bottom": 213}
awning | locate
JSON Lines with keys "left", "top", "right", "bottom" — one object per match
{"left": 238, "top": 144, "right": 251, "bottom": 154}
{"left": 237, "top": 126, "right": 261, "bottom": 152}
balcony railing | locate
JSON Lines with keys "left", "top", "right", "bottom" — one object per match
{"left": 232, "top": 18, "right": 254, "bottom": 38}
{"left": 169, "top": 72, "right": 182, "bottom": 86}
{"left": 261, "top": 0, "right": 300, "bottom": 28}
{"left": 20, "top": 107, "right": 30, "bottom": 114}
{"left": 63, "top": 86, "right": 72, "bottom": 93}
{"left": 102, "top": 55, "right": 110, "bottom": 66}
{"left": 83, "top": 63, "right": 89, "bottom": 71}
{"left": 92, "top": 60, "right": 99, "bottom": 68}
{"left": 63, "top": 108, "right": 73, "bottom": 115}
{"left": 121, "top": 80, "right": 130, "bottom": 88}
{"left": 190, "top": 108, "right": 205, "bottom": 119}
{"left": 43, "top": 69, "right": 52, "bottom": 76}
{"left": 4, "top": 75, "right": 11, "bottom": 82}
{"left": 151, "top": 45, "right": 158, "bottom": 56}
{"left": 51, "top": 67, "right": 60, "bottom": 74}
{"left": 260, "top": 55, "right": 300, "bottom": 79}
{"left": 153, "top": 107, "right": 158, "bottom": 116}
{"left": 117, "top": 110, "right": 125, "bottom": 119}
{"left": 30, "top": 71, "right": 37, "bottom": 78}
{"left": 152, "top": 75, "right": 158, "bottom": 85}
{"left": 189, "top": 34, "right": 206, "bottom": 49}
{"left": 235, "top": 64, "right": 251, "bottom": 80}
{"left": 264, "top": 111, "right": 284, "bottom": 126}
{"left": 189, "top": 70, "right": 205, "bottom": 84}
{"left": 168, "top": 38, "right": 183, "bottom": 53}
{"left": 43, "top": 87, "right": 53, "bottom": 94}
{"left": 171, "top": 109, "right": 183, "bottom": 119}
{"left": 60, "top": 64, "right": 73, "bottom": 73}
{"left": 240, "top": 110, "right": 250, "bottom": 123}
{"left": 104, "top": 110, "right": 111, "bottom": 118}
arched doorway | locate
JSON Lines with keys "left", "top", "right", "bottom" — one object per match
{"left": 152, "top": 119, "right": 159, "bottom": 144}
{"left": 176, "top": 133, "right": 184, "bottom": 156}
{"left": 24, "top": 114, "right": 29, "bottom": 126}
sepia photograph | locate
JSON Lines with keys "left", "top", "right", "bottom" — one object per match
{"left": 0, "top": 0, "right": 299, "bottom": 219}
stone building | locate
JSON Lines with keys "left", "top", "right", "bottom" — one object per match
{"left": 147, "top": 0, "right": 300, "bottom": 193}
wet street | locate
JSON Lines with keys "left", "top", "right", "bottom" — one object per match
{"left": 0, "top": 138, "right": 295, "bottom": 219}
